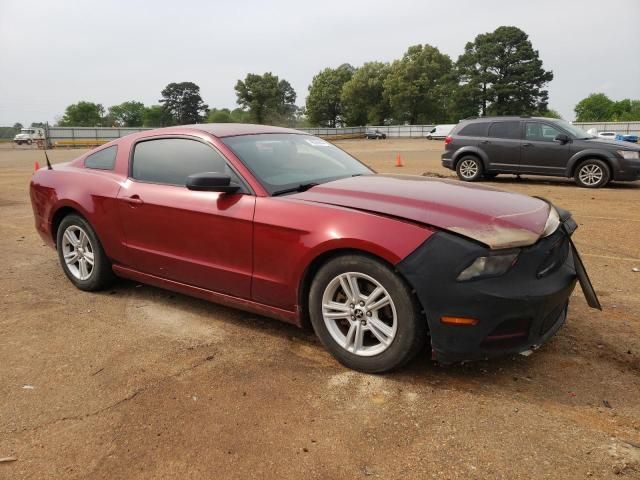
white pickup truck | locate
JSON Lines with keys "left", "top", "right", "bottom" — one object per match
{"left": 14, "top": 127, "right": 45, "bottom": 145}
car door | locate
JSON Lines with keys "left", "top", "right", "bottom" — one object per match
{"left": 116, "top": 136, "right": 255, "bottom": 299}
{"left": 478, "top": 120, "right": 522, "bottom": 172}
{"left": 521, "top": 121, "right": 570, "bottom": 175}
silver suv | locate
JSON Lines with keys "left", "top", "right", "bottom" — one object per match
{"left": 441, "top": 116, "right": 640, "bottom": 188}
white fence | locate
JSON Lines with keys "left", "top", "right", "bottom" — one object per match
{"left": 573, "top": 121, "right": 640, "bottom": 135}
{"left": 42, "top": 121, "right": 640, "bottom": 147}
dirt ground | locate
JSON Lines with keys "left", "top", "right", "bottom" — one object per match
{"left": 1, "top": 139, "right": 639, "bottom": 479}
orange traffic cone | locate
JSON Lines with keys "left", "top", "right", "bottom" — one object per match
{"left": 395, "top": 153, "right": 403, "bottom": 167}
{"left": 34, "top": 161, "right": 40, "bottom": 171}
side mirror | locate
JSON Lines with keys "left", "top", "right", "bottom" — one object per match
{"left": 186, "top": 172, "right": 240, "bottom": 193}
{"left": 554, "top": 133, "right": 570, "bottom": 144}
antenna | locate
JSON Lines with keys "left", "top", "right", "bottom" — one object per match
{"left": 43, "top": 148, "right": 52, "bottom": 170}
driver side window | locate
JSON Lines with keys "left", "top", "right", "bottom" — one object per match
{"left": 131, "top": 138, "right": 241, "bottom": 187}
{"left": 525, "top": 122, "right": 562, "bottom": 142}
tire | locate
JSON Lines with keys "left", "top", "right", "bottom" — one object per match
{"left": 427, "top": 135, "right": 433, "bottom": 140}
{"left": 456, "top": 155, "right": 483, "bottom": 182}
{"left": 309, "top": 254, "right": 426, "bottom": 373}
{"left": 17, "top": 141, "right": 23, "bottom": 145}
{"left": 26, "top": 139, "right": 33, "bottom": 145}
{"left": 56, "top": 214, "right": 115, "bottom": 291}
{"left": 574, "top": 159, "right": 610, "bottom": 188}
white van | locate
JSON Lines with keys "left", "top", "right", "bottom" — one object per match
{"left": 426, "top": 124, "right": 455, "bottom": 140}
{"left": 14, "top": 127, "right": 45, "bottom": 145}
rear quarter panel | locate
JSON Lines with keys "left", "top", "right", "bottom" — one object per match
{"left": 251, "top": 197, "right": 434, "bottom": 311}
{"left": 30, "top": 165, "right": 128, "bottom": 264}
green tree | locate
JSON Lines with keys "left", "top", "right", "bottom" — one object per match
{"left": 574, "top": 93, "right": 615, "bottom": 121}
{"left": 383, "top": 44, "right": 453, "bottom": 124}
{"left": 143, "top": 105, "right": 174, "bottom": 127}
{"left": 58, "top": 101, "right": 105, "bottom": 126}
{"left": 305, "top": 64, "right": 355, "bottom": 127}
{"left": 341, "top": 62, "right": 390, "bottom": 126}
{"left": 540, "top": 108, "right": 562, "bottom": 119}
{"left": 230, "top": 108, "right": 251, "bottom": 123}
{"left": 235, "top": 72, "right": 297, "bottom": 124}
{"left": 159, "top": 82, "right": 208, "bottom": 125}
{"left": 13, "top": 122, "right": 23, "bottom": 131}
{"left": 612, "top": 99, "right": 640, "bottom": 121}
{"left": 207, "top": 108, "right": 234, "bottom": 123}
{"left": 107, "top": 101, "right": 146, "bottom": 127}
{"left": 457, "top": 26, "right": 553, "bottom": 116}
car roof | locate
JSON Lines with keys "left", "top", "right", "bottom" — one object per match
{"left": 178, "top": 123, "right": 304, "bottom": 138}
{"left": 463, "top": 116, "right": 558, "bottom": 123}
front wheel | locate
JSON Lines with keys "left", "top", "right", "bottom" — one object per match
{"left": 574, "top": 159, "right": 610, "bottom": 188}
{"left": 56, "top": 214, "right": 115, "bottom": 291}
{"left": 456, "top": 156, "right": 483, "bottom": 181}
{"left": 309, "top": 255, "right": 426, "bottom": 373}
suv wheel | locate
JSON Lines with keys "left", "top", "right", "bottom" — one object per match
{"left": 456, "top": 156, "right": 483, "bottom": 182}
{"left": 574, "top": 159, "right": 610, "bottom": 188}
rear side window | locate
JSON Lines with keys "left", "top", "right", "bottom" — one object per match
{"left": 85, "top": 146, "right": 117, "bottom": 170}
{"left": 457, "top": 122, "right": 488, "bottom": 137}
{"left": 488, "top": 121, "right": 521, "bottom": 140}
{"left": 132, "top": 138, "right": 230, "bottom": 186}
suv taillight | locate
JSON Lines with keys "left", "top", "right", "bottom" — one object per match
{"left": 444, "top": 135, "right": 452, "bottom": 145}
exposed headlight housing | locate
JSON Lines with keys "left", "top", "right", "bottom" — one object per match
{"left": 457, "top": 252, "right": 519, "bottom": 281}
{"left": 542, "top": 205, "right": 560, "bottom": 238}
{"left": 618, "top": 150, "right": 640, "bottom": 160}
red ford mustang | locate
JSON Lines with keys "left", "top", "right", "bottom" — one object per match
{"left": 30, "top": 124, "right": 600, "bottom": 372}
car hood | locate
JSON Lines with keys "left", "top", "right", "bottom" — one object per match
{"left": 582, "top": 138, "right": 640, "bottom": 150}
{"left": 291, "top": 174, "right": 551, "bottom": 249}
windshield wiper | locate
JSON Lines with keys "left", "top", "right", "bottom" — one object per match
{"left": 272, "top": 182, "right": 319, "bottom": 196}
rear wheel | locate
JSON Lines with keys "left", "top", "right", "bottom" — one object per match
{"left": 456, "top": 156, "right": 483, "bottom": 182}
{"left": 56, "top": 214, "right": 115, "bottom": 291}
{"left": 309, "top": 254, "right": 426, "bottom": 373}
{"left": 574, "top": 159, "right": 610, "bottom": 188}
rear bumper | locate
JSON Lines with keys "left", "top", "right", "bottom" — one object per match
{"left": 441, "top": 152, "right": 454, "bottom": 170}
{"left": 397, "top": 224, "right": 578, "bottom": 364}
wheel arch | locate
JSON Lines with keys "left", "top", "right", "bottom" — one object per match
{"left": 452, "top": 147, "right": 489, "bottom": 170}
{"left": 567, "top": 152, "right": 617, "bottom": 178}
{"left": 51, "top": 204, "right": 90, "bottom": 246}
{"left": 296, "top": 247, "right": 425, "bottom": 332}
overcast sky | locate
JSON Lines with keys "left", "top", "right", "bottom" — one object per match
{"left": 1, "top": 0, "right": 639, "bottom": 126}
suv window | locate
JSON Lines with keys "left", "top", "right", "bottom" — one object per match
{"left": 85, "top": 145, "right": 117, "bottom": 170}
{"left": 525, "top": 122, "right": 562, "bottom": 142}
{"left": 132, "top": 138, "right": 236, "bottom": 186}
{"left": 488, "top": 121, "right": 521, "bottom": 140}
{"left": 457, "top": 122, "right": 488, "bottom": 137}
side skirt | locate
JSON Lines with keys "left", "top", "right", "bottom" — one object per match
{"left": 112, "top": 265, "right": 300, "bottom": 326}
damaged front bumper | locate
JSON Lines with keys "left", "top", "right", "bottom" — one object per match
{"left": 397, "top": 214, "right": 599, "bottom": 364}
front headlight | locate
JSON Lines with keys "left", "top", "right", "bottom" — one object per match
{"left": 618, "top": 150, "right": 640, "bottom": 160}
{"left": 542, "top": 205, "right": 560, "bottom": 237}
{"left": 457, "top": 252, "right": 519, "bottom": 281}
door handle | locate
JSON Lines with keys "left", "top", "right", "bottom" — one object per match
{"left": 124, "top": 194, "right": 144, "bottom": 205}
{"left": 522, "top": 143, "right": 532, "bottom": 147}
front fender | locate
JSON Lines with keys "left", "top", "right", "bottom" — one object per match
{"left": 565, "top": 150, "right": 620, "bottom": 177}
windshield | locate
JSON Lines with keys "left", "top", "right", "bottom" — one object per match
{"left": 222, "top": 134, "right": 372, "bottom": 195}
{"left": 554, "top": 119, "right": 594, "bottom": 139}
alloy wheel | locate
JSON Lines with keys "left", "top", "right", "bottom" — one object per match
{"left": 459, "top": 159, "right": 479, "bottom": 179}
{"left": 61, "top": 225, "right": 95, "bottom": 280}
{"left": 321, "top": 272, "right": 398, "bottom": 357}
{"left": 578, "top": 164, "right": 603, "bottom": 186}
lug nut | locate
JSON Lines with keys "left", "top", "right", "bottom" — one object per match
{"left": 366, "top": 311, "right": 372, "bottom": 317}
{"left": 359, "top": 301, "right": 365, "bottom": 306}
